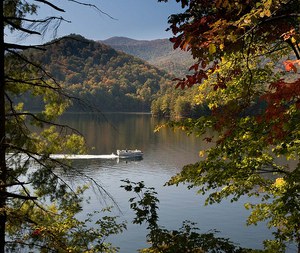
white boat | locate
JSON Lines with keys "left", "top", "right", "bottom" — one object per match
{"left": 116, "top": 149, "right": 143, "bottom": 158}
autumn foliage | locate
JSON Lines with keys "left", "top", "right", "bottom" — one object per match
{"left": 164, "top": 0, "right": 300, "bottom": 137}
{"left": 161, "top": 0, "right": 300, "bottom": 251}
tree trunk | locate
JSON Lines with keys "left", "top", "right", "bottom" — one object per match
{"left": 0, "top": 1, "right": 7, "bottom": 252}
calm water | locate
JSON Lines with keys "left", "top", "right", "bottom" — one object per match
{"left": 57, "top": 113, "right": 277, "bottom": 252}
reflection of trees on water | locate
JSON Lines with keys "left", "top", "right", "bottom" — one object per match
{"left": 57, "top": 113, "right": 207, "bottom": 166}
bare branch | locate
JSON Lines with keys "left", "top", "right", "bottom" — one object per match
{"left": 0, "top": 191, "right": 37, "bottom": 200}
{"left": 5, "top": 16, "right": 67, "bottom": 24}
{"left": 5, "top": 43, "right": 45, "bottom": 51}
{"left": 5, "top": 16, "right": 71, "bottom": 41}
{"left": 67, "top": 0, "right": 117, "bottom": 20}
{"left": 6, "top": 111, "right": 83, "bottom": 136}
{"left": 5, "top": 20, "right": 41, "bottom": 35}
{"left": 35, "top": 0, "right": 65, "bottom": 12}
{"left": 5, "top": 77, "right": 60, "bottom": 91}
{"left": 0, "top": 182, "right": 28, "bottom": 188}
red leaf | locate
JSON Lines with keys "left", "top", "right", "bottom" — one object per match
{"left": 32, "top": 229, "right": 42, "bottom": 237}
{"left": 187, "top": 75, "right": 196, "bottom": 84}
{"left": 284, "top": 60, "right": 297, "bottom": 73}
{"left": 189, "top": 63, "right": 199, "bottom": 71}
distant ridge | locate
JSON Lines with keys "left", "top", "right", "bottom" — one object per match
{"left": 102, "top": 36, "right": 162, "bottom": 46}
{"left": 101, "top": 36, "right": 194, "bottom": 76}
{"left": 101, "top": 37, "right": 172, "bottom": 61}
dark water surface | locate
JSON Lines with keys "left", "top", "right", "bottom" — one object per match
{"left": 57, "top": 113, "right": 277, "bottom": 252}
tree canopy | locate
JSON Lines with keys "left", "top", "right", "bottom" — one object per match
{"left": 159, "top": 0, "right": 300, "bottom": 252}
{"left": 2, "top": 1, "right": 126, "bottom": 252}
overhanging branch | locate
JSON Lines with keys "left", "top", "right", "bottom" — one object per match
{"left": 5, "top": 20, "right": 41, "bottom": 35}
{"left": 68, "top": 0, "right": 117, "bottom": 20}
{"left": 5, "top": 77, "right": 60, "bottom": 91}
{"left": 5, "top": 111, "right": 83, "bottom": 136}
{"left": 5, "top": 43, "right": 45, "bottom": 51}
{"left": 5, "top": 16, "right": 68, "bottom": 24}
{"left": 0, "top": 191, "right": 37, "bottom": 200}
{"left": 35, "top": 0, "right": 65, "bottom": 12}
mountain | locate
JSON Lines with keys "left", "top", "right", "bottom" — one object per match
{"left": 102, "top": 37, "right": 172, "bottom": 61}
{"left": 101, "top": 37, "right": 194, "bottom": 77}
{"left": 19, "top": 34, "right": 174, "bottom": 112}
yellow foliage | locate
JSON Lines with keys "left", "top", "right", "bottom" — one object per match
{"left": 209, "top": 43, "right": 217, "bottom": 55}
{"left": 273, "top": 178, "right": 286, "bottom": 189}
{"left": 199, "top": 150, "right": 205, "bottom": 157}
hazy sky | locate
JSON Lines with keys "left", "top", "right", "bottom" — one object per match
{"left": 6, "top": 0, "right": 184, "bottom": 45}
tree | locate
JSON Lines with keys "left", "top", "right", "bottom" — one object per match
{"left": 159, "top": 0, "right": 300, "bottom": 252}
{"left": 2, "top": 1, "right": 125, "bottom": 252}
{"left": 121, "top": 180, "right": 259, "bottom": 253}
{"left": 173, "top": 96, "right": 191, "bottom": 118}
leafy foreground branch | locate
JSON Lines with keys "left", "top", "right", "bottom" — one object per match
{"left": 6, "top": 184, "right": 126, "bottom": 253}
{"left": 157, "top": 0, "right": 300, "bottom": 252}
{"left": 2, "top": 1, "right": 127, "bottom": 252}
{"left": 121, "top": 179, "right": 267, "bottom": 253}
{"left": 3, "top": 49, "right": 127, "bottom": 251}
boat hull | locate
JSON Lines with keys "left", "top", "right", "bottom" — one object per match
{"left": 116, "top": 149, "right": 143, "bottom": 158}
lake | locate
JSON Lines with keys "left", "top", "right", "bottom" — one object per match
{"left": 57, "top": 112, "right": 277, "bottom": 252}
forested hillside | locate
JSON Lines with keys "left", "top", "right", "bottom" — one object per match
{"left": 13, "top": 34, "right": 205, "bottom": 117}
{"left": 102, "top": 37, "right": 194, "bottom": 76}
{"left": 20, "top": 34, "right": 175, "bottom": 112}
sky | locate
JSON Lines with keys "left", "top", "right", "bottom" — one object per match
{"left": 5, "top": 0, "right": 184, "bottom": 45}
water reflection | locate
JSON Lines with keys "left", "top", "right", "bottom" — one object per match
{"left": 55, "top": 113, "right": 279, "bottom": 253}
